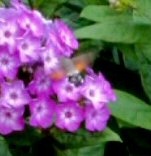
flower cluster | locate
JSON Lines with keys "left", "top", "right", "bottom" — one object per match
{"left": 0, "top": 1, "right": 116, "bottom": 135}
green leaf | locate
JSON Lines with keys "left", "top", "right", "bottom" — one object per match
{"left": 56, "top": 144, "right": 105, "bottom": 156}
{"left": 81, "top": 0, "right": 106, "bottom": 5}
{"left": 135, "top": 43, "right": 151, "bottom": 102}
{"left": 110, "top": 90, "right": 151, "bottom": 130}
{"left": 0, "top": 136, "right": 12, "bottom": 156}
{"left": 133, "top": 0, "right": 151, "bottom": 25}
{"left": 78, "top": 40, "right": 103, "bottom": 53}
{"left": 6, "top": 127, "right": 43, "bottom": 147}
{"left": 117, "top": 119, "right": 136, "bottom": 128}
{"left": 75, "top": 21, "right": 151, "bottom": 43}
{"left": 52, "top": 127, "right": 120, "bottom": 156}
{"left": 135, "top": 43, "right": 151, "bottom": 63}
{"left": 68, "top": 0, "right": 106, "bottom": 9}
{"left": 54, "top": 5, "right": 82, "bottom": 29}
{"left": 118, "top": 44, "right": 139, "bottom": 70}
{"left": 81, "top": 5, "right": 131, "bottom": 22}
{"left": 51, "top": 128, "right": 121, "bottom": 149}
{"left": 140, "top": 64, "right": 151, "bottom": 102}
{"left": 35, "top": 0, "right": 67, "bottom": 17}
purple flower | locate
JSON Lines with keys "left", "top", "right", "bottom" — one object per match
{"left": 0, "top": 8, "right": 18, "bottom": 21}
{"left": 17, "top": 33, "right": 41, "bottom": 63}
{"left": 0, "top": 45, "right": 20, "bottom": 79}
{"left": 55, "top": 102, "right": 84, "bottom": 132}
{"left": 81, "top": 76, "right": 108, "bottom": 108}
{"left": 17, "top": 8, "right": 45, "bottom": 37}
{"left": 0, "top": 105, "right": 25, "bottom": 135}
{"left": 53, "top": 78, "right": 81, "bottom": 102}
{"left": 81, "top": 70, "right": 116, "bottom": 108}
{"left": 28, "top": 67, "right": 53, "bottom": 96}
{"left": 1, "top": 80, "right": 31, "bottom": 108}
{"left": 85, "top": 104, "right": 110, "bottom": 132}
{"left": 47, "top": 19, "right": 79, "bottom": 57}
{"left": 11, "top": 0, "right": 23, "bottom": 6}
{"left": 41, "top": 45, "right": 60, "bottom": 74}
{"left": 88, "top": 69, "right": 116, "bottom": 102}
{"left": 54, "top": 19, "right": 79, "bottom": 50}
{"left": 29, "top": 97, "right": 55, "bottom": 128}
{"left": 0, "top": 20, "right": 19, "bottom": 50}
{"left": 49, "top": 29, "right": 73, "bottom": 57}
{"left": 101, "top": 78, "right": 117, "bottom": 102}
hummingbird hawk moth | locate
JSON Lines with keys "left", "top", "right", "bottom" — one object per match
{"left": 50, "top": 52, "right": 95, "bottom": 86}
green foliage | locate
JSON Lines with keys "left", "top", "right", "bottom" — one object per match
{"left": 51, "top": 128, "right": 121, "bottom": 156}
{"left": 76, "top": 21, "right": 151, "bottom": 43}
{"left": 133, "top": 0, "right": 151, "bottom": 24}
{"left": 0, "top": 136, "right": 12, "bottom": 156}
{"left": 76, "top": 5, "right": 151, "bottom": 43}
{"left": 6, "top": 127, "right": 43, "bottom": 147}
{"left": 110, "top": 90, "right": 151, "bottom": 130}
{"left": 80, "top": 5, "right": 131, "bottom": 22}
{"left": 118, "top": 44, "right": 139, "bottom": 71}
{"left": 32, "top": 0, "right": 67, "bottom": 17}
{"left": 140, "top": 64, "right": 151, "bottom": 102}
{"left": 51, "top": 128, "right": 121, "bottom": 149}
{"left": 56, "top": 144, "right": 106, "bottom": 156}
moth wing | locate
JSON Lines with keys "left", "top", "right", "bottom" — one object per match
{"left": 50, "top": 69, "right": 66, "bottom": 80}
{"left": 72, "top": 52, "right": 95, "bottom": 71}
{"left": 60, "top": 57, "right": 78, "bottom": 75}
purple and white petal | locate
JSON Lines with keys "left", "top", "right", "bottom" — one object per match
{"left": 29, "top": 97, "right": 55, "bottom": 128}
{"left": 54, "top": 19, "right": 79, "bottom": 50}
{"left": 85, "top": 104, "right": 110, "bottom": 132}
{"left": 0, "top": 105, "right": 25, "bottom": 135}
{"left": 55, "top": 102, "right": 84, "bottom": 132}
{"left": 17, "top": 33, "right": 41, "bottom": 63}
{"left": 0, "top": 46, "right": 20, "bottom": 79}
{"left": 1, "top": 80, "right": 31, "bottom": 108}
{"left": 53, "top": 78, "right": 81, "bottom": 102}
{"left": 28, "top": 68, "right": 53, "bottom": 96}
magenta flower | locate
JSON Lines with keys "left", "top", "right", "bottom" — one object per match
{"left": 28, "top": 67, "right": 53, "bottom": 96}
{"left": 29, "top": 97, "right": 55, "bottom": 128}
{"left": 17, "top": 33, "right": 41, "bottom": 63}
{"left": 85, "top": 104, "right": 110, "bottom": 132}
{"left": 0, "top": 8, "right": 18, "bottom": 22}
{"left": 17, "top": 8, "right": 45, "bottom": 37}
{"left": 1, "top": 80, "right": 31, "bottom": 108}
{"left": 88, "top": 69, "right": 116, "bottom": 102}
{"left": 11, "top": 0, "right": 23, "bottom": 7}
{"left": 49, "top": 29, "right": 73, "bottom": 57}
{"left": 0, "top": 20, "right": 19, "bottom": 50}
{"left": 101, "top": 78, "right": 117, "bottom": 102}
{"left": 54, "top": 19, "right": 79, "bottom": 50}
{"left": 0, "top": 105, "right": 25, "bottom": 135}
{"left": 53, "top": 78, "right": 81, "bottom": 102}
{"left": 55, "top": 102, "right": 84, "bottom": 132}
{"left": 0, "top": 46, "right": 20, "bottom": 79}
{"left": 81, "top": 76, "right": 109, "bottom": 108}
{"left": 41, "top": 45, "right": 60, "bottom": 74}
{"left": 47, "top": 19, "right": 78, "bottom": 57}
{"left": 81, "top": 70, "right": 116, "bottom": 108}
